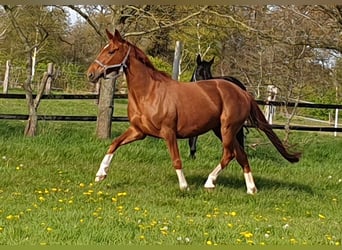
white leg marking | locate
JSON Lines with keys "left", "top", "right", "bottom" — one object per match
{"left": 95, "top": 154, "right": 113, "bottom": 182}
{"left": 176, "top": 169, "right": 189, "bottom": 191}
{"left": 204, "top": 164, "right": 222, "bottom": 189}
{"left": 244, "top": 172, "right": 257, "bottom": 194}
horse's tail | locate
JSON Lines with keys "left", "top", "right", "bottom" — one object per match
{"left": 248, "top": 98, "right": 301, "bottom": 163}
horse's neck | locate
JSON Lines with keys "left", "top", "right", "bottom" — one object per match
{"left": 124, "top": 57, "right": 161, "bottom": 98}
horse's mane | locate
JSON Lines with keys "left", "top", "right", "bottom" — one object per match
{"left": 126, "top": 40, "right": 172, "bottom": 81}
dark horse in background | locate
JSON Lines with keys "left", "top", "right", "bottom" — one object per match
{"left": 87, "top": 29, "right": 300, "bottom": 194}
{"left": 188, "top": 54, "right": 247, "bottom": 159}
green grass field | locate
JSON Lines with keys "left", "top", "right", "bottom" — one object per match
{"left": 0, "top": 96, "right": 341, "bottom": 246}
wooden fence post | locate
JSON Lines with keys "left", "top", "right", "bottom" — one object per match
{"left": 96, "top": 77, "right": 115, "bottom": 139}
{"left": 264, "top": 85, "right": 278, "bottom": 124}
{"left": 172, "top": 41, "right": 183, "bottom": 80}
{"left": 3, "top": 60, "right": 11, "bottom": 94}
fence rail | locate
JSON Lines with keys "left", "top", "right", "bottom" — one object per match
{"left": 1, "top": 93, "right": 341, "bottom": 132}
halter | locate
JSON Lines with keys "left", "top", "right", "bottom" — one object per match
{"left": 94, "top": 46, "right": 131, "bottom": 80}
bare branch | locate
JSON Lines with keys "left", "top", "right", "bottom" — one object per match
{"left": 123, "top": 6, "right": 209, "bottom": 37}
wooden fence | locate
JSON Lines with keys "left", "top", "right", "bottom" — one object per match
{"left": 1, "top": 93, "right": 342, "bottom": 133}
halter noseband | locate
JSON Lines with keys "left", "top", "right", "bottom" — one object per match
{"left": 94, "top": 46, "right": 131, "bottom": 79}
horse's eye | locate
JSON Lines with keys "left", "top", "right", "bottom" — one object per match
{"left": 108, "top": 50, "right": 115, "bottom": 55}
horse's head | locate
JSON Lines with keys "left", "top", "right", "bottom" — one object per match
{"left": 87, "top": 29, "right": 130, "bottom": 83}
{"left": 192, "top": 54, "right": 214, "bottom": 81}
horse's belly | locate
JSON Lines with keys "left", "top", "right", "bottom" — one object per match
{"left": 176, "top": 113, "right": 220, "bottom": 138}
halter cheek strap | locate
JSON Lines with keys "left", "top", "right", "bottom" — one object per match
{"left": 94, "top": 46, "right": 131, "bottom": 80}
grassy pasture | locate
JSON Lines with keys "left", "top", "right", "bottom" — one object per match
{"left": 0, "top": 96, "right": 341, "bottom": 246}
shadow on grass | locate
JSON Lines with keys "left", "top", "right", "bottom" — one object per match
{"left": 186, "top": 174, "right": 314, "bottom": 195}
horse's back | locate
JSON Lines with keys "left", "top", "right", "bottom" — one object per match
{"left": 197, "top": 79, "right": 251, "bottom": 123}
{"left": 172, "top": 80, "right": 250, "bottom": 137}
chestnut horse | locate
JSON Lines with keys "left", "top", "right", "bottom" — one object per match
{"left": 87, "top": 29, "right": 300, "bottom": 194}
{"left": 188, "top": 54, "right": 247, "bottom": 159}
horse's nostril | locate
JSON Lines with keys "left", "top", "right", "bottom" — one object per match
{"left": 88, "top": 72, "right": 94, "bottom": 80}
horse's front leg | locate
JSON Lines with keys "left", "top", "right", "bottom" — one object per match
{"left": 95, "top": 126, "right": 145, "bottom": 182}
{"left": 164, "top": 132, "right": 189, "bottom": 190}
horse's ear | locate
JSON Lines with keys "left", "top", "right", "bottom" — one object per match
{"left": 105, "top": 29, "right": 114, "bottom": 40}
{"left": 196, "top": 54, "right": 202, "bottom": 65}
{"left": 114, "top": 29, "right": 125, "bottom": 42}
{"left": 209, "top": 56, "right": 215, "bottom": 65}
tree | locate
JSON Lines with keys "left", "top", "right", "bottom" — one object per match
{"left": 2, "top": 5, "right": 67, "bottom": 136}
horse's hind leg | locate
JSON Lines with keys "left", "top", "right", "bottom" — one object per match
{"left": 236, "top": 127, "right": 244, "bottom": 149}
{"left": 188, "top": 136, "right": 198, "bottom": 159}
{"left": 204, "top": 127, "right": 234, "bottom": 189}
{"left": 235, "top": 145, "right": 257, "bottom": 194}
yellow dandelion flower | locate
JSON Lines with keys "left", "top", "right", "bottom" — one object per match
{"left": 80, "top": 219, "right": 84, "bottom": 223}
{"left": 40, "top": 242, "right": 47, "bottom": 246}
{"left": 79, "top": 183, "right": 85, "bottom": 188}
{"left": 290, "top": 238, "right": 297, "bottom": 244}
{"left": 51, "top": 188, "right": 58, "bottom": 192}
{"left": 0, "top": 227, "right": 4, "bottom": 232}
{"left": 134, "top": 207, "right": 140, "bottom": 211}
{"left": 335, "top": 242, "right": 340, "bottom": 246}
{"left": 240, "top": 231, "right": 253, "bottom": 238}
{"left": 46, "top": 227, "right": 53, "bottom": 232}
{"left": 139, "top": 235, "right": 145, "bottom": 240}
{"left": 111, "top": 197, "right": 117, "bottom": 202}
{"left": 227, "top": 223, "right": 233, "bottom": 228}
{"left": 15, "top": 166, "right": 20, "bottom": 170}
{"left": 318, "top": 214, "right": 326, "bottom": 219}
{"left": 247, "top": 240, "right": 254, "bottom": 245}
{"left": 206, "top": 214, "right": 212, "bottom": 218}
{"left": 206, "top": 240, "right": 213, "bottom": 245}
{"left": 6, "top": 215, "right": 14, "bottom": 220}
{"left": 38, "top": 196, "right": 45, "bottom": 202}
{"left": 117, "top": 192, "right": 127, "bottom": 196}
{"left": 230, "top": 211, "right": 237, "bottom": 217}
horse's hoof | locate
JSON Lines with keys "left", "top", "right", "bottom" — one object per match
{"left": 180, "top": 186, "right": 190, "bottom": 191}
{"left": 246, "top": 187, "right": 257, "bottom": 195}
{"left": 205, "top": 187, "right": 215, "bottom": 192}
{"left": 95, "top": 175, "right": 107, "bottom": 182}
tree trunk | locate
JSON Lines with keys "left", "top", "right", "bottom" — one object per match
{"left": 96, "top": 77, "right": 115, "bottom": 139}
{"left": 25, "top": 103, "right": 38, "bottom": 137}
{"left": 23, "top": 55, "right": 37, "bottom": 137}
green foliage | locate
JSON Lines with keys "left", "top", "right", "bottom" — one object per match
{"left": 55, "top": 63, "right": 89, "bottom": 92}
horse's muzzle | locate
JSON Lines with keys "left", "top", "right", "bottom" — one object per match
{"left": 87, "top": 72, "right": 100, "bottom": 83}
